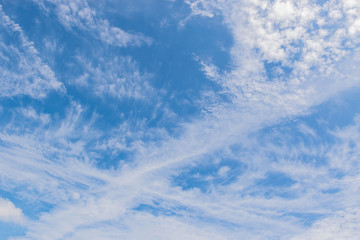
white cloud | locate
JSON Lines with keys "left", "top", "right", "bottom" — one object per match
{"left": 0, "top": 103, "right": 108, "bottom": 205}
{"left": 187, "top": 1, "right": 360, "bottom": 129}
{"left": 33, "top": 0, "right": 152, "bottom": 47}
{"left": 0, "top": 100, "right": 297, "bottom": 239}
{"left": 179, "top": 0, "right": 217, "bottom": 27}
{"left": 0, "top": 197, "right": 25, "bottom": 225}
{"left": 218, "top": 166, "right": 230, "bottom": 176}
{"left": 17, "top": 210, "right": 230, "bottom": 240}
{"left": 2, "top": 1, "right": 360, "bottom": 239}
{"left": 1, "top": 95, "right": 360, "bottom": 239}
{"left": 74, "top": 56, "right": 154, "bottom": 100}
{"left": 189, "top": 0, "right": 360, "bottom": 79}
{"left": 291, "top": 209, "right": 360, "bottom": 240}
{"left": 0, "top": 5, "right": 64, "bottom": 98}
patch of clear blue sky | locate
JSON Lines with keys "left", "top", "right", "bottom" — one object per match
{"left": 173, "top": 153, "right": 247, "bottom": 192}
{"left": 0, "top": 222, "right": 26, "bottom": 240}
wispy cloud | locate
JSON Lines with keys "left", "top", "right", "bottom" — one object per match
{"left": 33, "top": 0, "right": 152, "bottom": 47}
{"left": 74, "top": 55, "right": 154, "bottom": 100}
{"left": 1, "top": 0, "right": 360, "bottom": 239}
{"left": 291, "top": 209, "right": 360, "bottom": 240}
{"left": 2, "top": 97, "right": 360, "bottom": 239}
{"left": 0, "top": 4, "right": 63, "bottom": 99}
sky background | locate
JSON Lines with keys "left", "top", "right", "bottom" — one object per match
{"left": 0, "top": 0, "right": 360, "bottom": 239}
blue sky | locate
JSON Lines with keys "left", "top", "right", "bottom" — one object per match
{"left": 1, "top": 0, "right": 360, "bottom": 239}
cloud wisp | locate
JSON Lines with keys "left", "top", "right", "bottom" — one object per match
{"left": 0, "top": 4, "right": 63, "bottom": 99}
{"left": 33, "top": 0, "right": 152, "bottom": 47}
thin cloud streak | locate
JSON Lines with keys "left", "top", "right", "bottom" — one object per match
{"left": 33, "top": 0, "right": 152, "bottom": 47}
{"left": 0, "top": 4, "right": 63, "bottom": 98}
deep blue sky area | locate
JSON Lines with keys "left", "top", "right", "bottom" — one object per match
{"left": 1, "top": 0, "right": 360, "bottom": 239}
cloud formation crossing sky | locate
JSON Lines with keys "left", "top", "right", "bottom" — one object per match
{"left": 0, "top": 0, "right": 360, "bottom": 239}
